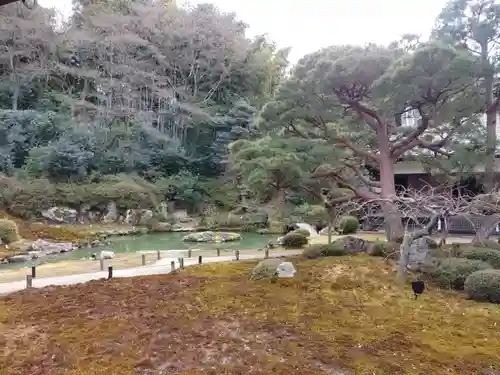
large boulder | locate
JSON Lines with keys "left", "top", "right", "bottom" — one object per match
{"left": 41, "top": 207, "right": 78, "bottom": 224}
{"left": 406, "top": 236, "right": 435, "bottom": 271}
{"left": 7, "top": 254, "right": 32, "bottom": 263}
{"left": 124, "top": 209, "right": 154, "bottom": 225}
{"left": 151, "top": 222, "right": 172, "bottom": 232}
{"left": 319, "top": 226, "right": 333, "bottom": 235}
{"left": 331, "top": 236, "right": 370, "bottom": 253}
{"left": 157, "top": 202, "right": 169, "bottom": 221}
{"left": 183, "top": 231, "right": 241, "bottom": 243}
{"left": 101, "top": 202, "right": 119, "bottom": 223}
{"left": 172, "top": 210, "right": 190, "bottom": 223}
{"left": 250, "top": 259, "right": 297, "bottom": 280}
{"left": 29, "top": 239, "right": 77, "bottom": 254}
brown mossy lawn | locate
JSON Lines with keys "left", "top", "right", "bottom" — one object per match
{"left": 1, "top": 255, "right": 500, "bottom": 375}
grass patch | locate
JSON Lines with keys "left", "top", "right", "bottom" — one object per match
{"left": 1, "top": 255, "right": 500, "bottom": 374}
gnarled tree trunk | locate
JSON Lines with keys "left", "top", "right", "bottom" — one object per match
{"left": 473, "top": 214, "right": 500, "bottom": 242}
{"left": 379, "top": 150, "right": 404, "bottom": 241}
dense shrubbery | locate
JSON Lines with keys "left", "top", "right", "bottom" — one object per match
{"left": 291, "top": 204, "right": 328, "bottom": 229}
{"left": 281, "top": 232, "right": 308, "bottom": 248}
{"left": 339, "top": 216, "right": 359, "bottom": 234}
{"left": 367, "top": 241, "right": 400, "bottom": 257}
{"left": 0, "top": 171, "right": 240, "bottom": 219}
{"left": 428, "top": 257, "right": 492, "bottom": 290}
{"left": 0, "top": 219, "right": 20, "bottom": 244}
{"left": 464, "top": 269, "right": 500, "bottom": 303}
{"left": 302, "top": 243, "right": 348, "bottom": 258}
{"left": 462, "top": 247, "right": 500, "bottom": 269}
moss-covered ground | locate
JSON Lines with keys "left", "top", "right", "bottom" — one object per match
{"left": 1, "top": 255, "right": 499, "bottom": 375}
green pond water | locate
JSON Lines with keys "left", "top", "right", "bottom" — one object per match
{"left": 0, "top": 232, "right": 277, "bottom": 270}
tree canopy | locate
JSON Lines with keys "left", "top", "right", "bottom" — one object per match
{"left": 1, "top": 0, "right": 500, "bottom": 239}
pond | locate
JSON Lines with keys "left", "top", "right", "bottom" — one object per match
{"left": 0, "top": 232, "right": 277, "bottom": 270}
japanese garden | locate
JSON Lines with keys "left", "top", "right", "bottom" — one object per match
{"left": 1, "top": 0, "right": 500, "bottom": 374}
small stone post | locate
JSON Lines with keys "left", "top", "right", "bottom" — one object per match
{"left": 26, "top": 274, "right": 33, "bottom": 289}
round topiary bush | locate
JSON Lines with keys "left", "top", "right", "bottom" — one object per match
{"left": 281, "top": 232, "right": 308, "bottom": 249}
{"left": 463, "top": 247, "right": 500, "bottom": 269}
{"left": 366, "top": 241, "right": 398, "bottom": 257}
{"left": 429, "top": 257, "right": 492, "bottom": 290}
{"left": 464, "top": 269, "right": 500, "bottom": 303}
{"left": 0, "top": 219, "right": 20, "bottom": 244}
{"left": 302, "top": 243, "right": 348, "bottom": 259}
{"left": 291, "top": 228, "right": 311, "bottom": 237}
{"left": 339, "top": 216, "right": 359, "bottom": 234}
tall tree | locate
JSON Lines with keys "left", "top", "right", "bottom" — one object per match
{"left": 0, "top": 3, "right": 56, "bottom": 110}
{"left": 260, "top": 43, "right": 481, "bottom": 241}
{"left": 433, "top": 0, "right": 500, "bottom": 191}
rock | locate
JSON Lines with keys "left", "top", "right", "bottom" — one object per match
{"left": 276, "top": 261, "right": 297, "bottom": 278}
{"left": 151, "top": 222, "right": 172, "bottom": 232}
{"left": 7, "top": 254, "right": 32, "bottom": 263}
{"left": 157, "top": 202, "right": 168, "bottom": 220}
{"left": 256, "top": 228, "right": 269, "bottom": 235}
{"left": 41, "top": 207, "right": 78, "bottom": 224}
{"left": 183, "top": 231, "right": 241, "bottom": 243}
{"left": 250, "top": 259, "right": 297, "bottom": 280}
{"left": 101, "top": 202, "right": 119, "bottom": 223}
{"left": 124, "top": 209, "right": 153, "bottom": 226}
{"left": 173, "top": 210, "right": 189, "bottom": 222}
{"left": 138, "top": 210, "right": 153, "bottom": 225}
{"left": 29, "top": 239, "right": 77, "bottom": 254}
{"left": 171, "top": 224, "right": 197, "bottom": 232}
{"left": 9, "top": 239, "right": 35, "bottom": 253}
{"left": 100, "top": 250, "right": 115, "bottom": 260}
{"left": 87, "top": 211, "right": 100, "bottom": 224}
{"left": 78, "top": 204, "right": 91, "bottom": 223}
{"left": 332, "top": 236, "right": 370, "bottom": 253}
{"left": 319, "top": 227, "right": 333, "bottom": 235}
{"left": 407, "top": 236, "right": 433, "bottom": 271}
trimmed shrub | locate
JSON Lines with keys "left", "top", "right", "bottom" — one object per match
{"left": 463, "top": 247, "right": 500, "bottom": 269}
{"left": 282, "top": 232, "right": 308, "bottom": 249}
{"left": 428, "top": 257, "right": 492, "bottom": 290}
{"left": 339, "top": 216, "right": 359, "bottom": 234}
{"left": 367, "top": 241, "right": 400, "bottom": 257}
{"left": 302, "top": 243, "right": 348, "bottom": 259}
{"left": 464, "top": 269, "right": 500, "bottom": 303}
{"left": 0, "top": 219, "right": 20, "bottom": 244}
{"left": 292, "top": 228, "right": 311, "bottom": 237}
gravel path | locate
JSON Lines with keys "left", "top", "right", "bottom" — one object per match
{"left": 0, "top": 250, "right": 301, "bottom": 296}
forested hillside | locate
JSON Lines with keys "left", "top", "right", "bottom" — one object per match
{"left": 1, "top": 0, "right": 500, "bottom": 241}
{"left": 0, "top": 0, "right": 289, "bottom": 218}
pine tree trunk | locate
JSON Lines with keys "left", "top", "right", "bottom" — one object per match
{"left": 473, "top": 215, "right": 500, "bottom": 241}
{"left": 482, "top": 43, "right": 496, "bottom": 193}
{"left": 379, "top": 152, "right": 404, "bottom": 241}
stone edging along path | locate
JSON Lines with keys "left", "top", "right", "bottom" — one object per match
{"left": 0, "top": 250, "right": 302, "bottom": 296}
